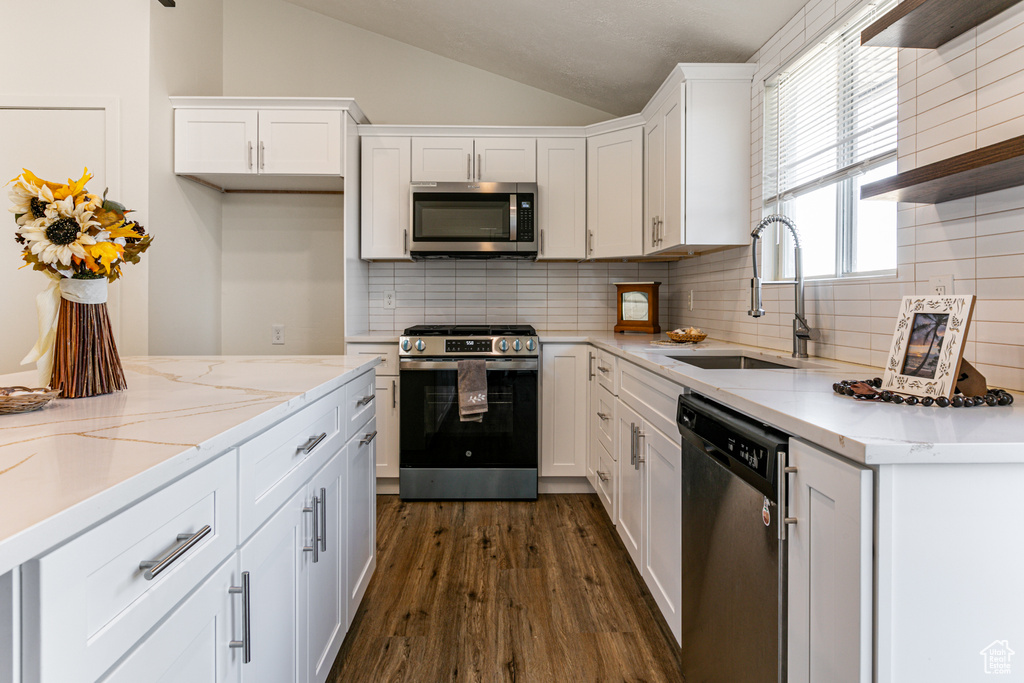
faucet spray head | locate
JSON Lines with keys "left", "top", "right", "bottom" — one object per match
{"left": 749, "top": 277, "right": 765, "bottom": 317}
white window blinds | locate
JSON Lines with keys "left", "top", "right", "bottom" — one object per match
{"left": 764, "top": 0, "right": 898, "bottom": 205}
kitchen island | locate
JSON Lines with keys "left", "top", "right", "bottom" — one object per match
{"left": 0, "top": 355, "right": 379, "bottom": 683}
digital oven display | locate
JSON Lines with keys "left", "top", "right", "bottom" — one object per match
{"left": 446, "top": 339, "right": 493, "bottom": 353}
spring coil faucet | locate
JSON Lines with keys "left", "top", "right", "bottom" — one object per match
{"left": 749, "top": 214, "right": 814, "bottom": 358}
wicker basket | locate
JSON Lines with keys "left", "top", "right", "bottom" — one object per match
{"left": 0, "top": 386, "right": 60, "bottom": 415}
{"left": 666, "top": 330, "right": 708, "bottom": 344}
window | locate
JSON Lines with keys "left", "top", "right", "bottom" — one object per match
{"left": 763, "top": 0, "right": 898, "bottom": 280}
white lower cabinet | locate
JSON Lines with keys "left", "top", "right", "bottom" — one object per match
{"left": 305, "top": 450, "right": 346, "bottom": 683}
{"left": 239, "top": 487, "right": 306, "bottom": 683}
{"left": 373, "top": 376, "right": 400, "bottom": 479}
{"left": 100, "top": 559, "right": 241, "bottom": 683}
{"left": 346, "top": 418, "right": 377, "bottom": 627}
{"left": 615, "top": 360, "right": 683, "bottom": 644}
{"left": 540, "top": 344, "right": 590, "bottom": 477}
{"left": 787, "top": 438, "right": 873, "bottom": 683}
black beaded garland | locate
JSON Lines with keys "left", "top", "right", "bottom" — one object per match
{"left": 830, "top": 378, "right": 1014, "bottom": 409}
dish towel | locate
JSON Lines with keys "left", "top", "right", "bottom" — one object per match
{"left": 458, "top": 359, "right": 488, "bottom": 422}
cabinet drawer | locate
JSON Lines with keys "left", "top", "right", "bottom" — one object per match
{"left": 618, "top": 360, "right": 683, "bottom": 444}
{"left": 346, "top": 370, "right": 377, "bottom": 439}
{"left": 27, "top": 454, "right": 237, "bottom": 683}
{"left": 595, "top": 348, "right": 618, "bottom": 394}
{"left": 593, "top": 383, "right": 615, "bottom": 458}
{"left": 595, "top": 439, "right": 616, "bottom": 521}
{"left": 347, "top": 342, "right": 398, "bottom": 376}
{"left": 239, "top": 387, "right": 344, "bottom": 540}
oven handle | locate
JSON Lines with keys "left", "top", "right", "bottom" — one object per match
{"left": 400, "top": 359, "right": 538, "bottom": 371}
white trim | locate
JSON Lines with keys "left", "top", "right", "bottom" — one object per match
{"left": 169, "top": 96, "right": 368, "bottom": 124}
{"left": 358, "top": 123, "right": 586, "bottom": 138}
{"left": 642, "top": 63, "right": 756, "bottom": 120}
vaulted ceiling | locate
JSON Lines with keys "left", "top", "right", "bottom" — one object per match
{"left": 284, "top": 0, "right": 807, "bottom": 116}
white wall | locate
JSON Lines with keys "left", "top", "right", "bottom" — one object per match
{"left": 149, "top": 0, "right": 225, "bottom": 355}
{"left": 668, "top": 0, "right": 1024, "bottom": 392}
{"left": 0, "top": 0, "right": 151, "bottom": 373}
{"left": 220, "top": 0, "right": 612, "bottom": 126}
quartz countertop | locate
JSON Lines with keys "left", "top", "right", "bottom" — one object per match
{"left": 0, "top": 355, "right": 378, "bottom": 574}
{"left": 347, "top": 329, "right": 1024, "bottom": 466}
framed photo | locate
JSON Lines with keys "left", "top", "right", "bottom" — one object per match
{"left": 882, "top": 295, "right": 975, "bottom": 399}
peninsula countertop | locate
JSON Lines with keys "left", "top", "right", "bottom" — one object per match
{"left": 347, "top": 330, "right": 1024, "bottom": 466}
{"left": 0, "top": 355, "right": 378, "bottom": 575}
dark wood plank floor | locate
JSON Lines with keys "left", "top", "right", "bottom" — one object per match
{"left": 328, "top": 494, "right": 683, "bottom": 683}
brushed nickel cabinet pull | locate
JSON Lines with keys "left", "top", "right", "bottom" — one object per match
{"left": 139, "top": 525, "right": 212, "bottom": 580}
{"left": 228, "top": 571, "right": 251, "bottom": 663}
{"left": 785, "top": 517, "right": 798, "bottom": 525}
{"left": 597, "top": 412, "right": 610, "bottom": 421}
{"left": 636, "top": 429, "right": 645, "bottom": 468}
{"left": 588, "top": 229, "right": 594, "bottom": 256}
{"left": 392, "top": 379, "right": 396, "bottom": 409}
{"left": 297, "top": 432, "right": 327, "bottom": 455}
{"left": 404, "top": 228, "right": 409, "bottom": 255}
{"left": 597, "top": 471, "right": 610, "bottom": 482}
{"left": 467, "top": 153, "right": 471, "bottom": 180}
{"left": 540, "top": 229, "right": 545, "bottom": 255}
{"left": 319, "top": 487, "right": 327, "bottom": 552}
{"left": 247, "top": 142, "right": 253, "bottom": 169}
{"left": 356, "top": 394, "right": 375, "bottom": 407}
{"left": 360, "top": 430, "right": 378, "bottom": 446}
{"left": 477, "top": 153, "right": 482, "bottom": 180}
{"left": 588, "top": 352, "right": 596, "bottom": 381}
{"left": 303, "top": 497, "right": 320, "bottom": 563}
{"left": 259, "top": 141, "right": 265, "bottom": 170}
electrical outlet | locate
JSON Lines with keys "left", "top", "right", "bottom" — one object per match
{"left": 688, "top": 289, "right": 694, "bottom": 311}
{"left": 383, "top": 290, "right": 396, "bottom": 310}
{"left": 271, "top": 324, "right": 285, "bottom": 345}
{"left": 928, "top": 275, "right": 954, "bottom": 296}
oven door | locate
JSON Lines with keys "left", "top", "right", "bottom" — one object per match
{"left": 399, "top": 358, "right": 538, "bottom": 469}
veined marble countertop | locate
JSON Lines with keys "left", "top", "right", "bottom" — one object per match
{"left": 347, "top": 329, "right": 1024, "bottom": 466}
{"left": 0, "top": 355, "right": 377, "bottom": 574}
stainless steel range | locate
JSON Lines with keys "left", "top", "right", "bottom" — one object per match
{"left": 398, "top": 324, "right": 539, "bottom": 500}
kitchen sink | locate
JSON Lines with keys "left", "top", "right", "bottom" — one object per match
{"left": 668, "top": 354, "right": 798, "bottom": 370}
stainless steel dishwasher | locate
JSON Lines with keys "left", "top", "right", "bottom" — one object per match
{"left": 677, "top": 391, "right": 790, "bottom": 683}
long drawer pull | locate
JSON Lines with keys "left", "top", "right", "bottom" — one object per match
{"left": 597, "top": 470, "right": 610, "bottom": 482}
{"left": 228, "top": 571, "right": 252, "bottom": 663}
{"left": 139, "top": 525, "right": 212, "bottom": 580}
{"left": 360, "top": 430, "right": 378, "bottom": 446}
{"left": 597, "top": 412, "right": 610, "bottom": 421}
{"left": 297, "top": 432, "right": 327, "bottom": 455}
{"left": 597, "top": 365, "right": 611, "bottom": 373}
{"left": 356, "top": 394, "right": 375, "bottom": 407}
{"left": 319, "top": 487, "right": 327, "bottom": 552}
{"left": 303, "top": 496, "right": 321, "bottom": 563}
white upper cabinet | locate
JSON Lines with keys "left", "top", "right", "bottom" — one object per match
{"left": 411, "top": 137, "right": 536, "bottom": 183}
{"left": 587, "top": 123, "right": 644, "bottom": 259}
{"left": 171, "top": 97, "right": 365, "bottom": 191}
{"left": 642, "top": 65, "right": 756, "bottom": 253}
{"left": 536, "top": 138, "right": 587, "bottom": 260}
{"left": 361, "top": 136, "right": 412, "bottom": 260}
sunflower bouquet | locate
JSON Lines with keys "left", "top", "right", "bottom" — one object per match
{"left": 8, "top": 168, "right": 152, "bottom": 398}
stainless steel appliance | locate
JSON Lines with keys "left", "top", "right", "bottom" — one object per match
{"left": 410, "top": 182, "right": 536, "bottom": 259}
{"left": 399, "top": 324, "right": 539, "bottom": 500}
{"left": 676, "top": 392, "right": 791, "bottom": 683}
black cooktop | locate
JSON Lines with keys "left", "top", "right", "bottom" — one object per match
{"left": 403, "top": 324, "right": 537, "bottom": 337}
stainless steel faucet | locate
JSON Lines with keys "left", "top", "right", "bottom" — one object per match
{"left": 748, "top": 214, "right": 814, "bottom": 359}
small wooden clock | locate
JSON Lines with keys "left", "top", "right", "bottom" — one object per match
{"left": 614, "top": 282, "right": 661, "bottom": 334}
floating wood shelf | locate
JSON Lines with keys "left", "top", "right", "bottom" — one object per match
{"left": 861, "top": 134, "right": 1024, "bottom": 203}
{"left": 861, "top": 0, "right": 1021, "bottom": 48}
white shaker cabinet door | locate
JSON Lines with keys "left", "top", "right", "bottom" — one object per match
{"left": 374, "top": 376, "right": 400, "bottom": 478}
{"left": 642, "top": 421, "right": 682, "bottom": 645}
{"left": 361, "top": 136, "right": 412, "bottom": 260}
{"left": 175, "top": 109, "right": 258, "bottom": 175}
{"left": 257, "top": 110, "right": 343, "bottom": 176}
{"left": 787, "top": 438, "right": 873, "bottom": 683}
{"left": 238, "top": 489, "right": 307, "bottom": 683}
{"left": 346, "top": 419, "right": 378, "bottom": 628}
{"left": 615, "top": 399, "right": 643, "bottom": 570}
{"left": 540, "top": 344, "right": 589, "bottom": 477}
{"left": 411, "top": 137, "right": 474, "bottom": 182}
{"left": 475, "top": 137, "right": 536, "bottom": 182}
{"left": 537, "top": 138, "right": 587, "bottom": 260}
{"left": 306, "top": 450, "right": 346, "bottom": 683}
{"left": 99, "top": 560, "right": 241, "bottom": 683}
{"left": 586, "top": 125, "right": 644, "bottom": 259}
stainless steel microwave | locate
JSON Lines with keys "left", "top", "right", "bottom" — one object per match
{"left": 410, "top": 182, "right": 537, "bottom": 259}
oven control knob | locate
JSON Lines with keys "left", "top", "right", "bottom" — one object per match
{"left": 498, "top": 338, "right": 509, "bottom": 352}
{"left": 401, "top": 339, "right": 411, "bottom": 352}
{"left": 525, "top": 338, "right": 536, "bottom": 352}
{"left": 415, "top": 339, "right": 425, "bottom": 352}
{"left": 512, "top": 339, "right": 522, "bottom": 352}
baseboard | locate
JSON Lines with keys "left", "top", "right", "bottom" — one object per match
{"left": 376, "top": 476, "right": 595, "bottom": 495}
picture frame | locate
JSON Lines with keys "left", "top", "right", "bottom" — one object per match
{"left": 882, "top": 295, "right": 975, "bottom": 399}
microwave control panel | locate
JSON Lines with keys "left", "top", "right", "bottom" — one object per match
{"left": 517, "top": 196, "right": 534, "bottom": 243}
